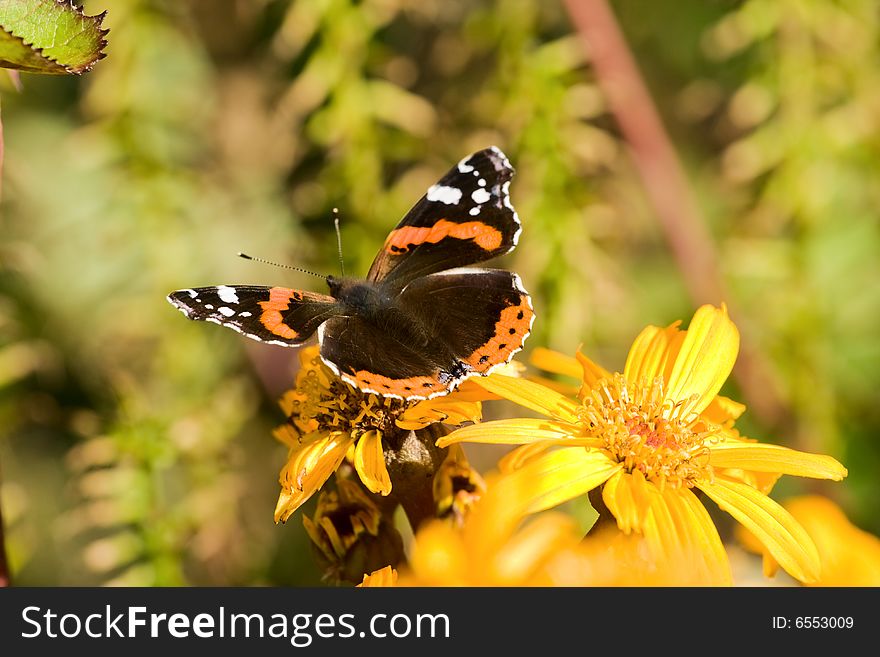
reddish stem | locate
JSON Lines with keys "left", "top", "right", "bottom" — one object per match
{"left": 563, "top": 0, "right": 788, "bottom": 427}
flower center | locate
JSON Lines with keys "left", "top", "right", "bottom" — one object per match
{"left": 579, "top": 374, "right": 713, "bottom": 488}
{"left": 283, "top": 353, "right": 408, "bottom": 439}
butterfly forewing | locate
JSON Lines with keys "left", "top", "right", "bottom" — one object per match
{"left": 367, "top": 147, "right": 521, "bottom": 289}
{"left": 167, "top": 285, "right": 336, "bottom": 346}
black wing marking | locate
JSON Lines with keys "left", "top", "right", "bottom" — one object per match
{"left": 367, "top": 146, "right": 520, "bottom": 289}
{"left": 395, "top": 268, "right": 534, "bottom": 375}
{"left": 167, "top": 285, "right": 337, "bottom": 346}
{"left": 317, "top": 316, "right": 461, "bottom": 400}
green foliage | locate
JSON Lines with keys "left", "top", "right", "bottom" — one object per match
{"left": 0, "top": 0, "right": 107, "bottom": 74}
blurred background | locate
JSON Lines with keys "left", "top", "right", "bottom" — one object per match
{"left": 1, "top": 0, "right": 877, "bottom": 585}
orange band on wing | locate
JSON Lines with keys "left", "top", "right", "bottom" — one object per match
{"left": 384, "top": 219, "right": 503, "bottom": 254}
{"left": 259, "top": 287, "right": 302, "bottom": 339}
{"left": 464, "top": 297, "right": 534, "bottom": 373}
{"left": 343, "top": 369, "right": 448, "bottom": 397}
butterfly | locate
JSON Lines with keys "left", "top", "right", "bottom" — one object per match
{"left": 167, "top": 146, "right": 534, "bottom": 400}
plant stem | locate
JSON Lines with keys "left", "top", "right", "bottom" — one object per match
{"left": 383, "top": 425, "right": 448, "bottom": 532}
{"left": 563, "top": 0, "right": 788, "bottom": 428}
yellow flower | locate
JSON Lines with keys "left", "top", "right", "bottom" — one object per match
{"left": 440, "top": 304, "right": 847, "bottom": 584}
{"left": 387, "top": 472, "right": 715, "bottom": 586}
{"left": 737, "top": 495, "right": 880, "bottom": 586}
{"left": 273, "top": 345, "right": 484, "bottom": 522}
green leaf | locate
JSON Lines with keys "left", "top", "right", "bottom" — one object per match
{"left": 0, "top": 0, "right": 108, "bottom": 75}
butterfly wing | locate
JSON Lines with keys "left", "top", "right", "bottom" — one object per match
{"left": 167, "top": 285, "right": 337, "bottom": 346}
{"left": 317, "top": 268, "right": 533, "bottom": 400}
{"left": 395, "top": 268, "right": 534, "bottom": 375}
{"left": 367, "top": 146, "right": 520, "bottom": 289}
{"left": 317, "top": 316, "right": 458, "bottom": 399}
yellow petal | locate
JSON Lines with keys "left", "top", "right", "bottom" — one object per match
{"left": 493, "top": 514, "right": 580, "bottom": 584}
{"left": 662, "top": 487, "right": 732, "bottom": 585}
{"left": 623, "top": 322, "right": 682, "bottom": 384}
{"left": 527, "top": 374, "right": 580, "bottom": 397}
{"left": 506, "top": 447, "right": 621, "bottom": 514}
{"left": 397, "top": 397, "right": 482, "bottom": 430}
{"left": 274, "top": 432, "right": 353, "bottom": 523}
{"left": 408, "top": 520, "right": 470, "bottom": 586}
{"left": 498, "top": 443, "right": 553, "bottom": 473}
{"left": 358, "top": 565, "right": 398, "bottom": 587}
{"left": 784, "top": 496, "right": 880, "bottom": 586}
{"left": 473, "top": 374, "right": 581, "bottom": 423}
{"left": 702, "top": 394, "right": 746, "bottom": 424}
{"left": 602, "top": 471, "right": 647, "bottom": 534}
{"left": 530, "top": 347, "right": 583, "bottom": 379}
{"left": 665, "top": 304, "right": 739, "bottom": 415}
{"left": 698, "top": 476, "right": 820, "bottom": 583}
{"left": 353, "top": 430, "right": 392, "bottom": 496}
{"left": 575, "top": 351, "right": 613, "bottom": 389}
{"left": 708, "top": 442, "right": 847, "bottom": 480}
{"left": 437, "top": 418, "right": 582, "bottom": 448}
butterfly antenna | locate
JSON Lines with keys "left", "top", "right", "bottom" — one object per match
{"left": 237, "top": 252, "right": 324, "bottom": 279}
{"left": 333, "top": 208, "right": 345, "bottom": 277}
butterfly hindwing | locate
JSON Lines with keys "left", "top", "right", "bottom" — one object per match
{"left": 167, "top": 285, "right": 337, "bottom": 346}
{"left": 367, "top": 147, "right": 521, "bottom": 288}
{"left": 395, "top": 268, "right": 534, "bottom": 376}
{"left": 317, "top": 316, "right": 461, "bottom": 399}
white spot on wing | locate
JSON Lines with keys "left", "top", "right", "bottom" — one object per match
{"left": 239, "top": 311, "right": 252, "bottom": 317}
{"left": 478, "top": 178, "right": 486, "bottom": 187}
{"left": 471, "top": 188, "right": 491, "bottom": 204}
{"left": 205, "top": 304, "right": 214, "bottom": 310}
{"left": 183, "top": 289, "right": 198, "bottom": 298}
{"left": 469, "top": 207, "right": 480, "bottom": 216}
{"left": 217, "top": 285, "right": 239, "bottom": 304}
{"left": 457, "top": 156, "right": 474, "bottom": 173}
{"left": 427, "top": 184, "right": 463, "bottom": 205}
{"left": 218, "top": 306, "right": 235, "bottom": 317}
{"left": 501, "top": 181, "right": 514, "bottom": 210}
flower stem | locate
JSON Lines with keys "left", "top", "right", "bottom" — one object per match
{"left": 383, "top": 425, "right": 449, "bottom": 532}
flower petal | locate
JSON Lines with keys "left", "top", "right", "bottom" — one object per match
{"left": 702, "top": 394, "right": 746, "bottom": 424}
{"left": 275, "top": 432, "right": 353, "bottom": 523}
{"left": 437, "top": 418, "right": 582, "bottom": 448}
{"left": 397, "top": 397, "right": 482, "bottom": 430}
{"left": 575, "top": 351, "right": 613, "bottom": 389}
{"left": 665, "top": 304, "right": 739, "bottom": 415}
{"left": 354, "top": 430, "right": 392, "bottom": 496}
{"left": 623, "top": 322, "right": 683, "bottom": 384}
{"left": 494, "top": 514, "right": 580, "bottom": 584}
{"left": 358, "top": 565, "right": 398, "bottom": 587}
{"left": 662, "top": 487, "right": 732, "bottom": 585}
{"left": 698, "top": 476, "right": 820, "bottom": 583}
{"left": 498, "top": 443, "right": 554, "bottom": 473}
{"left": 603, "top": 471, "right": 647, "bottom": 534}
{"left": 530, "top": 347, "right": 583, "bottom": 379}
{"left": 472, "top": 374, "right": 581, "bottom": 423}
{"left": 506, "top": 447, "right": 621, "bottom": 514}
{"left": 708, "top": 442, "right": 847, "bottom": 480}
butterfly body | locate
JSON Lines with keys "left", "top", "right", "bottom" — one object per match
{"left": 168, "top": 147, "right": 534, "bottom": 400}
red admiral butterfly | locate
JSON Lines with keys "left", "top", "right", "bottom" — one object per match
{"left": 167, "top": 146, "right": 534, "bottom": 400}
